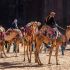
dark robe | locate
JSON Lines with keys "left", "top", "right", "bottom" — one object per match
{"left": 46, "top": 16, "right": 55, "bottom": 28}
{"left": 11, "top": 22, "right": 18, "bottom": 29}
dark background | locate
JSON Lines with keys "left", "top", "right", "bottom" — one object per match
{"left": 0, "top": 0, "right": 70, "bottom": 29}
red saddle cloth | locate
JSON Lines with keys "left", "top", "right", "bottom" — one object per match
{"left": 46, "top": 26, "right": 55, "bottom": 35}
{"left": 0, "top": 32, "right": 4, "bottom": 40}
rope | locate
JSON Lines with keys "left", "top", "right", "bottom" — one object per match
{"left": 55, "top": 23, "right": 65, "bottom": 31}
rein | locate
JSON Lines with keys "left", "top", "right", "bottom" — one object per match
{"left": 55, "top": 23, "right": 65, "bottom": 31}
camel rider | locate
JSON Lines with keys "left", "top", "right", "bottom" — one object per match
{"left": 45, "top": 11, "right": 56, "bottom": 28}
{"left": 45, "top": 11, "right": 57, "bottom": 39}
{"left": 12, "top": 18, "right": 18, "bottom": 29}
{"left": 12, "top": 18, "right": 23, "bottom": 38}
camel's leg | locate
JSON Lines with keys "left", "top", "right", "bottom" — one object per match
{"left": 0, "top": 51, "right": 3, "bottom": 58}
{"left": 13, "top": 41, "right": 18, "bottom": 57}
{"left": 55, "top": 46, "right": 59, "bottom": 65}
{"left": 17, "top": 44, "right": 19, "bottom": 53}
{"left": 3, "top": 50, "right": 7, "bottom": 57}
{"left": 13, "top": 42, "right": 16, "bottom": 53}
{"left": 5, "top": 41, "right": 8, "bottom": 49}
{"left": 40, "top": 44, "right": 43, "bottom": 53}
{"left": 34, "top": 45, "right": 39, "bottom": 63}
{"left": 16, "top": 45, "right": 19, "bottom": 53}
{"left": 48, "top": 47, "right": 53, "bottom": 64}
{"left": 35, "top": 50, "right": 38, "bottom": 63}
{"left": 29, "top": 44, "right": 32, "bottom": 63}
{"left": 0, "top": 45, "right": 4, "bottom": 58}
{"left": 15, "top": 42, "right": 19, "bottom": 57}
{"left": 27, "top": 45, "right": 30, "bottom": 63}
{"left": 15, "top": 45, "right": 18, "bottom": 57}
{"left": 23, "top": 44, "right": 25, "bottom": 61}
{"left": 37, "top": 52, "right": 43, "bottom": 65}
{"left": 7, "top": 43, "right": 10, "bottom": 53}
{"left": 2, "top": 45, "right": 7, "bottom": 57}
{"left": 35, "top": 49, "right": 43, "bottom": 65}
{"left": 0, "top": 50, "right": 3, "bottom": 58}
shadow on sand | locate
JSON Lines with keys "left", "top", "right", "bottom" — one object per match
{"left": 0, "top": 62, "right": 45, "bottom": 69}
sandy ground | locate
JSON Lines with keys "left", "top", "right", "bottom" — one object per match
{"left": 0, "top": 45, "right": 70, "bottom": 70}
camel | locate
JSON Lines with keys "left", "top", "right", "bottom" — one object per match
{"left": 21, "top": 21, "right": 41, "bottom": 63}
{"left": 34, "top": 25, "right": 66, "bottom": 65}
{"left": 34, "top": 33, "right": 50, "bottom": 65}
{"left": 66, "top": 26, "right": 70, "bottom": 42}
{"left": 23, "top": 33, "right": 33, "bottom": 63}
{"left": 0, "top": 26, "right": 7, "bottom": 57}
{"left": 4, "top": 29, "right": 23, "bottom": 56}
{"left": 0, "top": 40, "right": 7, "bottom": 58}
{"left": 20, "top": 26, "right": 33, "bottom": 63}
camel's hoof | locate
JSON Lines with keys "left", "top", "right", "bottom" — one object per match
{"left": 56, "top": 63, "right": 60, "bottom": 65}
{"left": 35, "top": 60, "right": 38, "bottom": 63}
{"left": 28, "top": 59, "right": 31, "bottom": 63}
{"left": 23, "top": 59, "right": 25, "bottom": 62}
{"left": 48, "top": 62, "right": 51, "bottom": 64}
{"left": 0, "top": 56, "right": 4, "bottom": 58}
{"left": 28, "top": 61, "right": 31, "bottom": 63}
{"left": 7, "top": 52, "right": 9, "bottom": 53}
{"left": 38, "top": 63, "right": 43, "bottom": 66}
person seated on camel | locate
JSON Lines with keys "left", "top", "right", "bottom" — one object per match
{"left": 45, "top": 12, "right": 57, "bottom": 38}
{"left": 45, "top": 11, "right": 56, "bottom": 28}
{"left": 11, "top": 18, "right": 18, "bottom": 29}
